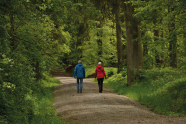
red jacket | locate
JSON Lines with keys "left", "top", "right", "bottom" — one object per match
{"left": 94, "top": 65, "right": 107, "bottom": 79}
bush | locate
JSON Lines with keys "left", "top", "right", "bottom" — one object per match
{"left": 0, "top": 75, "right": 67, "bottom": 124}
{"left": 104, "top": 67, "right": 117, "bottom": 78}
{"left": 29, "top": 76, "right": 67, "bottom": 124}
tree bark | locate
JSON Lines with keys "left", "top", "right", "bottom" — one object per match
{"left": 9, "top": 11, "right": 17, "bottom": 52}
{"left": 97, "top": 21, "right": 103, "bottom": 57}
{"left": 124, "top": 0, "right": 139, "bottom": 86}
{"left": 36, "top": 61, "right": 40, "bottom": 81}
{"left": 154, "top": 29, "right": 162, "bottom": 67}
{"left": 168, "top": 6, "right": 177, "bottom": 68}
{"left": 77, "top": 23, "right": 84, "bottom": 58}
{"left": 114, "top": 0, "right": 123, "bottom": 74}
{"left": 138, "top": 26, "right": 144, "bottom": 69}
{"left": 151, "top": 9, "right": 162, "bottom": 67}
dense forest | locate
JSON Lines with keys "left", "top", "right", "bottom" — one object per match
{"left": 1, "top": 0, "right": 186, "bottom": 123}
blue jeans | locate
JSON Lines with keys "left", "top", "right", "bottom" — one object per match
{"left": 77, "top": 78, "right": 83, "bottom": 92}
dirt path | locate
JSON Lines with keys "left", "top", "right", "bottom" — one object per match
{"left": 53, "top": 77, "right": 186, "bottom": 124}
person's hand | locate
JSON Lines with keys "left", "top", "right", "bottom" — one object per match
{"left": 74, "top": 77, "right": 76, "bottom": 79}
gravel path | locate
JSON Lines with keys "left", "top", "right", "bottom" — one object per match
{"left": 53, "top": 77, "right": 186, "bottom": 124}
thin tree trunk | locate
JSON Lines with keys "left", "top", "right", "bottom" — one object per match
{"left": 77, "top": 23, "right": 84, "bottom": 58}
{"left": 97, "top": 38, "right": 102, "bottom": 56}
{"left": 138, "top": 26, "right": 144, "bottom": 69}
{"left": 36, "top": 61, "right": 40, "bottom": 81}
{"left": 154, "top": 29, "right": 161, "bottom": 67}
{"left": 151, "top": 9, "right": 162, "bottom": 67}
{"left": 168, "top": 7, "right": 177, "bottom": 68}
{"left": 97, "top": 21, "right": 103, "bottom": 57}
{"left": 142, "top": 28, "right": 148, "bottom": 57}
{"left": 122, "top": 44, "right": 126, "bottom": 66}
{"left": 114, "top": 0, "right": 123, "bottom": 73}
{"left": 143, "top": 43, "right": 148, "bottom": 57}
{"left": 10, "top": 11, "right": 17, "bottom": 52}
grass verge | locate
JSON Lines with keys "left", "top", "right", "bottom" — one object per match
{"left": 104, "top": 68, "right": 186, "bottom": 116}
{"left": 25, "top": 76, "right": 68, "bottom": 124}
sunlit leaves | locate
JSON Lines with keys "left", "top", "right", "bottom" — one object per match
{"left": 82, "top": 20, "right": 117, "bottom": 67}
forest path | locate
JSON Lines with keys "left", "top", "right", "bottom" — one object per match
{"left": 53, "top": 77, "right": 186, "bottom": 124}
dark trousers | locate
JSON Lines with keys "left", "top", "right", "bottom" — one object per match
{"left": 97, "top": 78, "right": 104, "bottom": 92}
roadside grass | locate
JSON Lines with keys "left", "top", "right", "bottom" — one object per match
{"left": 25, "top": 76, "right": 68, "bottom": 124}
{"left": 104, "top": 68, "right": 186, "bottom": 116}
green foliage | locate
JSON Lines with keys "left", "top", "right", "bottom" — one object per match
{"left": 0, "top": 74, "right": 67, "bottom": 124}
{"left": 81, "top": 20, "right": 117, "bottom": 67}
{"left": 1, "top": 0, "right": 186, "bottom": 122}
{"left": 0, "top": 55, "right": 34, "bottom": 123}
{"left": 106, "top": 68, "right": 186, "bottom": 116}
{"left": 104, "top": 67, "right": 117, "bottom": 77}
{"left": 0, "top": 0, "right": 70, "bottom": 123}
{"left": 28, "top": 77, "right": 67, "bottom": 124}
{"left": 134, "top": 0, "right": 186, "bottom": 69}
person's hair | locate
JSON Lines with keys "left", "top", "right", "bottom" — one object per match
{"left": 98, "top": 62, "right": 102, "bottom": 65}
{"left": 78, "top": 60, "right": 81, "bottom": 63}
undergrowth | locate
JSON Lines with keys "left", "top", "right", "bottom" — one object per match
{"left": 27, "top": 76, "right": 68, "bottom": 124}
{"left": 105, "top": 68, "right": 186, "bottom": 116}
{"left": 1, "top": 76, "right": 68, "bottom": 124}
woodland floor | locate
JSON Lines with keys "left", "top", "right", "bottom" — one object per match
{"left": 53, "top": 77, "right": 186, "bottom": 124}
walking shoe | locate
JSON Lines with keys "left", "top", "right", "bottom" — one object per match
{"left": 77, "top": 91, "right": 79, "bottom": 93}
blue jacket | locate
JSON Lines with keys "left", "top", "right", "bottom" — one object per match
{"left": 74, "top": 63, "right": 85, "bottom": 78}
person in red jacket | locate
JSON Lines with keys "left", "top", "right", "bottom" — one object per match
{"left": 94, "top": 62, "right": 107, "bottom": 93}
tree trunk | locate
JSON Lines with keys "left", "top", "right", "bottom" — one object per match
{"left": 36, "top": 61, "right": 40, "bottom": 81}
{"left": 138, "top": 26, "right": 144, "bottom": 69}
{"left": 9, "top": 11, "right": 17, "bottom": 52}
{"left": 168, "top": 6, "right": 177, "bottom": 68}
{"left": 151, "top": 9, "right": 162, "bottom": 68}
{"left": 124, "top": 1, "right": 139, "bottom": 86}
{"left": 154, "top": 29, "right": 162, "bottom": 67}
{"left": 114, "top": 0, "right": 123, "bottom": 74}
{"left": 143, "top": 43, "right": 148, "bottom": 57}
{"left": 97, "top": 38, "right": 102, "bottom": 56}
{"left": 97, "top": 21, "right": 103, "bottom": 57}
{"left": 77, "top": 23, "right": 84, "bottom": 58}
{"left": 122, "top": 44, "right": 126, "bottom": 66}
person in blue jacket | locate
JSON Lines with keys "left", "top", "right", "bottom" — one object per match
{"left": 74, "top": 60, "right": 85, "bottom": 93}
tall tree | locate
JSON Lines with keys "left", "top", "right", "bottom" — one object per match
{"left": 0, "top": 0, "right": 68, "bottom": 122}
{"left": 123, "top": 0, "right": 139, "bottom": 86}
{"left": 113, "top": 0, "right": 123, "bottom": 73}
{"left": 168, "top": 1, "right": 177, "bottom": 68}
{"left": 138, "top": 26, "right": 144, "bottom": 69}
{"left": 91, "top": 0, "right": 123, "bottom": 73}
{"left": 97, "top": 21, "right": 103, "bottom": 56}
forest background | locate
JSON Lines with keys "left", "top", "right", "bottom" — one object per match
{"left": 0, "top": 0, "right": 186, "bottom": 123}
